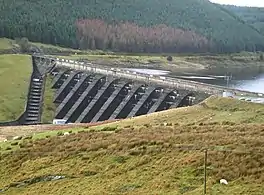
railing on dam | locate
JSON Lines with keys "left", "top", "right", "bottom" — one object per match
{"left": 37, "top": 55, "right": 260, "bottom": 96}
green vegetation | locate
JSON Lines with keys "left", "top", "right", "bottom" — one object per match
{"left": 1, "top": 0, "right": 264, "bottom": 53}
{"left": 0, "top": 54, "right": 32, "bottom": 121}
{"left": 0, "top": 37, "right": 86, "bottom": 55}
{"left": 0, "top": 53, "right": 56, "bottom": 123}
{"left": 41, "top": 76, "right": 56, "bottom": 124}
{"left": 1, "top": 97, "right": 264, "bottom": 194}
{"left": 0, "top": 38, "right": 15, "bottom": 50}
{"left": 223, "top": 5, "right": 264, "bottom": 35}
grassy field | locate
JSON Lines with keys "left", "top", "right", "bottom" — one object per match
{"left": 0, "top": 37, "right": 84, "bottom": 54}
{"left": 0, "top": 54, "right": 32, "bottom": 121}
{"left": 0, "top": 38, "right": 15, "bottom": 50}
{"left": 0, "top": 54, "right": 57, "bottom": 123}
{"left": 1, "top": 96, "right": 264, "bottom": 194}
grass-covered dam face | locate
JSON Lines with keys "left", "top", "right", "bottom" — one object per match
{"left": 51, "top": 68, "right": 208, "bottom": 124}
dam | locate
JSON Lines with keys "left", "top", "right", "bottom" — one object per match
{"left": 2, "top": 55, "right": 260, "bottom": 125}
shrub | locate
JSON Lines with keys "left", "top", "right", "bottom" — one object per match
{"left": 11, "top": 142, "right": 19, "bottom": 146}
{"left": 6, "top": 147, "right": 12, "bottom": 150}
{"left": 57, "top": 132, "right": 63, "bottom": 136}
{"left": 101, "top": 126, "right": 117, "bottom": 131}
{"left": 113, "top": 156, "right": 127, "bottom": 164}
{"left": 23, "top": 135, "right": 32, "bottom": 140}
{"left": 83, "top": 170, "right": 97, "bottom": 176}
{"left": 167, "top": 56, "right": 173, "bottom": 61}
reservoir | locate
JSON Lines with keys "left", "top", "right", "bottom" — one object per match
{"left": 177, "top": 73, "right": 264, "bottom": 94}
{"left": 126, "top": 68, "right": 264, "bottom": 94}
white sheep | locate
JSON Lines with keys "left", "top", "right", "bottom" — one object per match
{"left": 13, "top": 136, "right": 21, "bottom": 140}
{"left": 220, "top": 179, "right": 228, "bottom": 185}
{"left": 63, "top": 132, "right": 70, "bottom": 136}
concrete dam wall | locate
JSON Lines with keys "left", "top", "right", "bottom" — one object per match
{"left": 5, "top": 55, "right": 258, "bottom": 125}
{"left": 3, "top": 55, "right": 258, "bottom": 126}
{"left": 9, "top": 54, "right": 255, "bottom": 126}
{"left": 51, "top": 68, "right": 208, "bottom": 124}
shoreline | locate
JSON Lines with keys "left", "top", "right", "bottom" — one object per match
{"left": 57, "top": 53, "right": 264, "bottom": 78}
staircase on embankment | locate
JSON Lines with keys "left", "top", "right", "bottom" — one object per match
{"left": 17, "top": 55, "right": 56, "bottom": 125}
{"left": 23, "top": 77, "right": 45, "bottom": 124}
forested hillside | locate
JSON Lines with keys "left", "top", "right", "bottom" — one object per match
{"left": 1, "top": 0, "right": 264, "bottom": 53}
{"left": 223, "top": 5, "right": 264, "bottom": 35}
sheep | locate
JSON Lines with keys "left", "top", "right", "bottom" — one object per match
{"left": 220, "top": 179, "right": 228, "bottom": 185}
{"left": 13, "top": 136, "right": 22, "bottom": 140}
{"left": 63, "top": 132, "right": 70, "bottom": 136}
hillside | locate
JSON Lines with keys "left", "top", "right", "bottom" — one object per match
{"left": 1, "top": 97, "right": 264, "bottom": 194}
{"left": 0, "top": 38, "right": 59, "bottom": 123}
{"left": 1, "top": 0, "right": 264, "bottom": 53}
{"left": 0, "top": 54, "right": 32, "bottom": 121}
{"left": 223, "top": 5, "right": 264, "bottom": 35}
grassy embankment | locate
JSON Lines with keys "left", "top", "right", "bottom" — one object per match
{"left": 0, "top": 38, "right": 61, "bottom": 123}
{"left": 0, "top": 54, "right": 56, "bottom": 123}
{"left": 0, "top": 54, "right": 32, "bottom": 121}
{"left": 1, "top": 96, "right": 264, "bottom": 194}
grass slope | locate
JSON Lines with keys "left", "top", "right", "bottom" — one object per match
{"left": 1, "top": 97, "right": 264, "bottom": 194}
{"left": 0, "top": 38, "right": 14, "bottom": 50}
{"left": 0, "top": 38, "right": 58, "bottom": 122}
{"left": 0, "top": 37, "right": 85, "bottom": 54}
{"left": 0, "top": 54, "right": 32, "bottom": 121}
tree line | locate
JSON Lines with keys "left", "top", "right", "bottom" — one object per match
{"left": 76, "top": 19, "right": 212, "bottom": 53}
{"left": 1, "top": 0, "right": 264, "bottom": 53}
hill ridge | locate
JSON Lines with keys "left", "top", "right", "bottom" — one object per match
{"left": 1, "top": 0, "right": 264, "bottom": 53}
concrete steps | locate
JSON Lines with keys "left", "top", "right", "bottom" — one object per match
{"left": 23, "top": 77, "right": 44, "bottom": 125}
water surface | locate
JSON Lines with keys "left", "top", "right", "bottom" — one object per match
{"left": 125, "top": 68, "right": 264, "bottom": 94}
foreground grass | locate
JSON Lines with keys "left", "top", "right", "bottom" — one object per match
{"left": 1, "top": 97, "right": 264, "bottom": 194}
{"left": 0, "top": 54, "right": 32, "bottom": 121}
